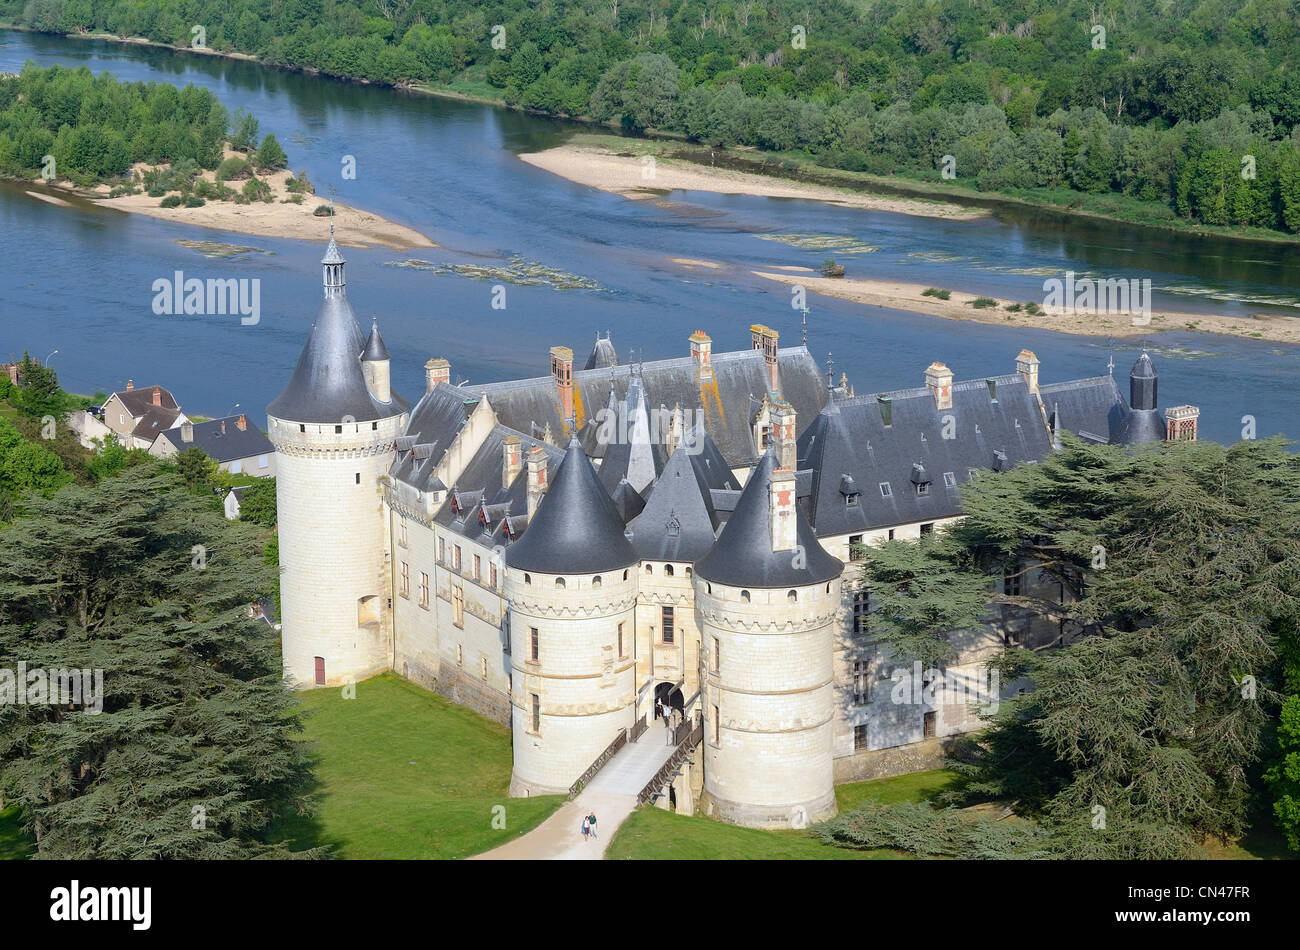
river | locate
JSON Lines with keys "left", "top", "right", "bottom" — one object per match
{"left": 1, "top": 30, "right": 1296, "bottom": 445}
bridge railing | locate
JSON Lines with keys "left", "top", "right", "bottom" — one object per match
{"left": 635, "top": 717, "right": 703, "bottom": 807}
{"left": 568, "top": 728, "right": 627, "bottom": 799}
{"left": 630, "top": 714, "right": 648, "bottom": 742}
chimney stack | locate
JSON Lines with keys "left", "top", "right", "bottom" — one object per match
{"left": 690, "top": 330, "right": 713, "bottom": 381}
{"left": 769, "top": 465, "right": 797, "bottom": 553}
{"left": 925, "top": 362, "right": 953, "bottom": 411}
{"left": 1165, "top": 405, "right": 1199, "bottom": 442}
{"left": 526, "top": 445, "right": 548, "bottom": 521}
{"left": 151, "top": 385, "right": 162, "bottom": 406}
{"left": 220, "top": 420, "right": 226, "bottom": 435}
{"left": 126, "top": 380, "right": 134, "bottom": 391}
{"left": 424, "top": 358, "right": 450, "bottom": 394}
{"left": 181, "top": 421, "right": 193, "bottom": 443}
{"left": 751, "top": 324, "right": 780, "bottom": 394}
{"left": 550, "top": 346, "right": 574, "bottom": 428}
{"left": 1016, "top": 349, "right": 1039, "bottom": 394}
{"left": 774, "top": 401, "right": 797, "bottom": 471}
{"left": 502, "top": 435, "right": 522, "bottom": 486}
{"left": 236, "top": 414, "right": 247, "bottom": 431}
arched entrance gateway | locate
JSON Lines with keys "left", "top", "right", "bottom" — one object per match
{"left": 654, "top": 681, "right": 684, "bottom": 719}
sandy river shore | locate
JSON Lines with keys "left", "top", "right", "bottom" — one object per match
{"left": 519, "top": 144, "right": 984, "bottom": 221}
{"left": 749, "top": 271, "right": 1300, "bottom": 344}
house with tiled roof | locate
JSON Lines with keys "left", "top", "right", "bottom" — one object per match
{"left": 101, "top": 382, "right": 189, "bottom": 450}
{"left": 150, "top": 414, "right": 276, "bottom": 477}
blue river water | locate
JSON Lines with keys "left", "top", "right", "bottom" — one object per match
{"left": 0, "top": 30, "right": 1296, "bottom": 445}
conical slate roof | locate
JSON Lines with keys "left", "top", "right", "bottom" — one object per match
{"left": 505, "top": 439, "right": 638, "bottom": 574}
{"left": 695, "top": 450, "right": 842, "bottom": 589}
{"left": 267, "top": 252, "right": 408, "bottom": 424}
{"left": 1114, "top": 352, "right": 1164, "bottom": 443}
{"left": 610, "top": 477, "right": 646, "bottom": 523}
{"left": 362, "top": 320, "right": 390, "bottom": 361}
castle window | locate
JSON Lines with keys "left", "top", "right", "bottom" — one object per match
{"left": 524, "top": 573, "right": 531, "bottom": 585}
{"left": 531, "top": 694, "right": 540, "bottom": 733}
{"left": 473, "top": 554, "right": 481, "bottom": 581}
{"left": 848, "top": 535, "right": 863, "bottom": 560}
{"left": 853, "top": 590, "right": 870, "bottom": 635}
{"left": 646, "top": 564, "right": 653, "bottom": 575}
{"left": 335, "top": 425, "right": 342, "bottom": 434}
{"left": 917, "top": 482, "right": 929, "bottom": 496}
{"left": 712, "top": 705, "right": 720, "bottom": 745}
{"left": 452, "top": 584, "right": 464, "bottom": 628}
{"left": 617, "top": 623, "right": 624, "bottom": 658}
{"left": 530, "top": 628, "right": 539, "bottom": 662}
{"left": 924, "top": 711, "right": 937, "bottom": 739}
{"left": 453, "top": 546, "right": 462, "bottom": 571}
{"left": 888, "top": 529, "right": 895, "bottom": 540}
{"left": 943, "top": 472, "right": 956, "bottom": 488}
{"left": 664, "top": 564, "right": 674, "bottom": 577}
{"left": 1003, "top": 563, "right": 1023, "bottom": 597}
{"left": 490, "top": 564, "right": 498, "bottom": 589}
{"left": 740, "top": 590, "right": 750, "bottom": 603}
{"left": 419, "top": 571, "right": 429, "bottom": 609}
{"left": 787, "top": 590, "right": 797, "bottom": 603}
{"left": 854, "top": 723, "right": 868, "bottom": 751}
{"left": 481, "top": 657, "right": 488, "bottom": 680}
{"left": 879, "top": 482, "right": 892, "bottom": 498}
{"left": 456, "top": 644, "right": 463, "bottom": 666}
{"left": 661, "top": 606, "right": 675, "bottom": 644}
{"left": 593, "top": 575, "right": 602, "bottom": 589}
{"left": 300, "top": 424, "right": 305, "bottom": 433}
{"left": 623, "top": 570, "right": 629, "bottom": 580}
{"left": 400, "top": 561, "right": 409, "bottom": 598}
{"left": 853, "top": 661, "right": 868, "bottom": 705}
{"left": 555, "top": 577, "right": 566, "bottom": 589}
{"left": 713, "top": 637, "right": 720, "bottom": 672}
{"left": 920, "top": 523, "right": 934, "bottom": 535}
{"left": 355, "top": 472, "right": 360, "bottom": 484}
{"left": 438, "top": 538, "right": 445, "bottom": 563}
{"left": 399, "top": 519, "right": 408, "bottom": 547}
{"left": 685, "top": 567, "right": 692, "bottom": 578}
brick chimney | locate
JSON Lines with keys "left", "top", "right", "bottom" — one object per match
{"left": 1016, "top": 349, "right": 1039, "bottom": 394}
{"left": 925, "top": 362, "right": 953, "bottom": 411}
{"left": 236, "top": 414, "right": 247, "bottom": 431}
{"left": 424, "top": 357, "right": 450, "bottom": 394}
{"left": 769, "top": 465, "right": 797, "bottom": 553}
{"left": 151, "top": 385, "right": 162, "bottom": 406}
{"left": 220, "top": 419, "right": 226, "bottom": 435}
{"left": 502, "top": 435, "right": 522, "bottom": 486}
{"left": 181, "top": 421, "right": 193, "bottom": 443}
{"left": 526, "top": 445, "right": 548, "bottom": 520}
{"left": 126, "top": 380, "right": 134, "bottom": 391}
{"left": 550, "top": 346, "right": 574, "bottom": 426}
{"left": 690, "top": 330, "right": 713, "bottom": 381}
{"left": 774, "top": 401, "right": 797, "bottom": 471}
{"left": 1165, "top": 405, "right": 1199, "bottom": 442}
{"left": 751, "top": 324, "right": 780, "bottom": 394}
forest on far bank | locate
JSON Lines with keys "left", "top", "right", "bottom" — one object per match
{"left": 4, "top": 0, "right": 1300, "bottom": 233}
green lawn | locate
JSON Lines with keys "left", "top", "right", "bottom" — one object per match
{"left": 606, "top": 769, "right": 963, "bottom": 860}
{"left": 271, "top": 673, "right": 562, "bottom": 858}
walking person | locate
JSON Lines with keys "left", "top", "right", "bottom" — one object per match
{"left": 581, "top": 815, "right": 589, "bottom": 842}
{"left": 588, "top": 812, "right": 598, "bottom": 840}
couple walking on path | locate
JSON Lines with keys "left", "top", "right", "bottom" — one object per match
{"left": 580, "top": 811, "right": 598, "bottom": 842}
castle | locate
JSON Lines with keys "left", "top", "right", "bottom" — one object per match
{"left": 267, "top": 236, "right": 1199, "bottom": 827}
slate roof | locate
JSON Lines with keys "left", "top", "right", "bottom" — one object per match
{"left": 610, "top": 479, "right": 646, "bottom": 523}
{"left": 797, "top": 374, "right": 1055, "bottom": 536}
{"left": 595, "top": 374, "right": 666, "bottom": 494}
{"left": 132, "top": 405, "right": 185, "bottom": 443}
{"left": 432, "top": 425, "right": 564, "bottom": 550}
{"left": 477, "top": 345, "right": 826, "bottom": 468}
{"left": 158, "top": 416, "right": 273, "bottom": 463}
{"left": 695, "top": 450, "right": 843, "bottom": 589}
{"left": 1037, "top": 376, "right": 1127, "bottom": 444}
{"left": 267, "top": 247, "right": 408, "bottom": 424}
{"left": 627, "top": 425, "right": 739, "bottom": 563}
{"left": 584, "top": 333, "right": 618, "bottom": 370}
{"left": 362, "top": 320, "right": 390, "bottom": 362}
{"left": 112, "top": 384, "right": 180, "bottom": 418}
{"left": 390, "top": 383, "right": 474, "bottom": 491}
{"left": 504, "top": 439, "right": 639, "bottom": 574}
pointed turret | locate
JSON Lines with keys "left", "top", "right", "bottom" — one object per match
{"left": 267, "top": 229, "right": 407, "bottom": 424}
{"left": 1114, "top": 352, "right": 1166, "bottom": 444}
{"left": 361, "top": 320, "right": 392, "bottom": 403}
{"left": 695, "top": 450, "right": 841, "bottom": 589}
{"left": 505, "top": 438, "right": 638, "bottom": 574}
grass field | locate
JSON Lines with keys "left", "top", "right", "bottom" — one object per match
{"left": 271, "top": 673, "right": 562, "bottom": 858}
{"left": 606, "top": 769, "right": 962, "bottom": 860}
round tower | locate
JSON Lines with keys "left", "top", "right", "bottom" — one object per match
{"left": 693, "top": 450, "right": 844, "bottom": 828}
{"left": 266, "top": 230, "right": 410, "bottom": 687}
{"left": 504, "top": 439, "right": 639, "bottom": 796}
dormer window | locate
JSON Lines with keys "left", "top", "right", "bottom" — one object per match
{"left": 910, "top": 463, "right": 931, "bottom": 496}
{"left": 943, "top": 472, "right": 956, "bottom": 488}
{"left": 839, "top": 474, "right": 860, "bottom": 509}
{"left": 667, "top": 517, "right": 680, "bottom": 538}
{"left": 879, "top": 482, "right": 892, "bottom": 498}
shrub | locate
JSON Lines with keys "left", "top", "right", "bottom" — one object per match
{"left": 147, "top": 185, "right": 167, "bottom": 198}
{"left": 183, "top": 195, "right": 205, "bottom": 208}
{"left": 1024, "top": 301, "right": 1042, "bottom": 314}
{"left": 1004, "top": 302, "right": 1022, "bottom": 312}
{"left": 312, "top": 204, "right": 334, "bottom": 217}
{"left": 159, "top": 194, "right": 183, "bottom": 208}
{"left": 216, "top": 156, "right": 252, "bottom": 181}
{"left": 971, "top": 296, "right": 997, "bottom": 309}
{"left": 921, "top": 287, "right": 951, "bottom": 300}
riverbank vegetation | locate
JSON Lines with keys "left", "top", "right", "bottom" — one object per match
{"left": 0, "top": 63, "right": 301, "bottom": 206}
{"left": 6, "top": 1, "right": 1300, "bottom": 235}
